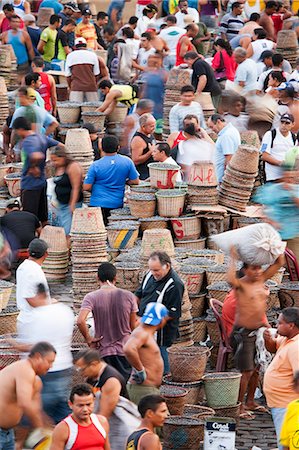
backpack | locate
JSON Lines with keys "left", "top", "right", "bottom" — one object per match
{"left": 270, "top": 129, "right": 298, "bottom": 148}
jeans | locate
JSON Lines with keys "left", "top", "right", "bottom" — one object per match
{"left": 160, "top": 346, "right": 170, "bottom": 375}
{"left": 57, "top": 202, "right": 82, "bottom": 235}
{"left": 271, "top": 407, "right": 287, "bottom": 450}
{"left": 0, "top": 428, "right": 14, "bottom": 450}
{"left": 41, "top": 368, "right": 72, "bottom": 424}
{"left": 107, "top": 0, "right": 125, "bottom": 21}
{"left": 163, "top": 55, "right": 176, "bottom": 71}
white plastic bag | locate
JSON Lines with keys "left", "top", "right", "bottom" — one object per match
{"left": 211, "top": 223, "right": 286, "bottom": 265}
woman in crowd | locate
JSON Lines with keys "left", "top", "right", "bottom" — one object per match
{"left": 263, "top": 70, "right": 286, "bottom": 97}
{"left": 51, "top": 147, "right": 83, "bottom": 243}
{"left": 212, "top": 38, "right": 236, "bottom": 84}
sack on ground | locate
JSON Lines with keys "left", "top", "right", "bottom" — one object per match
{"left": 211, "top": 223, "right": 286, "bottom": 265}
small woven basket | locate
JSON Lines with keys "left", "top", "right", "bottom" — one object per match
{"left": 163, "top": 375, "right": 204, "bottom": 405}
{"left": 57, "top": 102, "right": 81, "bottom": 124}
{"left": 139, "top": 217, "right": 168, "bottom": 232}
{"left": 148, "top": 162, "right": 181, "bottom": 189}
{"left": 229, "top": 145, "right": 259, "bottom": 175}
{"left": 160, "top": 385, "right": 190, "bottom": 415}
{"left": 0, "top": 306, "right": 18, "bottom": 334}
{"left": 202, "top": 372, "right": 242, "bottom": 408}
{"left": 170, "top": 216, "right": 201, "bottom": 241}
{"left": 106, "top": 225, "right": 139, "bottom": 250}
{"left": 107, "top": 105, "right": 128, "bottom": 123}
{"left": 190, "top": 293, "right": 206, "bottom": 317}
{"left": 0, "top": 280, "right": 14, "bottom": 309}
{"left": 0, "top": 334, "right": 21, "bottom": 370}
{"left": 276, "top": 30, "right": 298, "bottom": 48}
{"left": 163, "top": 416, "right": 204, "bottom": 450}
{"left": 81, "top": 102, "right": 102, "bottom": 113}
{"left": 183, "top": 404, "right": 215, "bottom": 420}
{"left": 212, "top": 401, "right": 241, "bottom": 426}
{"left": 187, "top": 249, "right": 225, "bottom": 265}
{"left": 128, "top": 193, "right": 156, "bottom": 218}
{"left": 4, "top": 173, "right": 21, "bottom": 197}
{"left": 167, "top": 345, "right": 210, "bottom": 383}
{"left": 156, "top": 189, "right": 186, "bottom": 218}
{"left": 206, "top": 266, "right": 227, "bottom": 284}
{"left": 180, "top": 269, "right": 205, "bottom": 295}
{"left": 192, "top": 317, "right": 207, "bottom": 342}
{"left": 174, "top": 238, "right": 206, "bottom": 250}
{"left": 207, "top": 282, "right": 231, "bottom": 302}
{"left": 115, "top": 262, "right": 141, "bottom": 291}
{"left": 187, "top": 161, "right": 217, "bottom": 187}
{"left": 279, "top": 282, "right": 299, "bottom": 308}
{"left": 81, "top": 112, "right": 105, "bottom": 130}
{"left": 140, "top": 228, "right": 175, "bottom": 258}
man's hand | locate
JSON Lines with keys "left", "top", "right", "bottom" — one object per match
{"left": 87, "top": 337, "right": 102, "bottom": 349}
{"left": 132, "top": 367, "right": 147, "bottom": 384}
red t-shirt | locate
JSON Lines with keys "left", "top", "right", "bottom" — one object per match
{"left": 212, "top": 50, "right": 236, "bottom": 82}
{"left": 271, "top": 13, "right": 284, "bottom": 36}
{"left": 172, "top": 131, "right": 187, "bottom": 148}
{"left": 38, "top": 72, "right": 52, "bottom": 112}
{"left": 0, "top": 16, "right": 24, "bottom": 33}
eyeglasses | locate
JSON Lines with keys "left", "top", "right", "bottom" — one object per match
{"left": 75, "top": 365, "right": 88, "bottom": 373}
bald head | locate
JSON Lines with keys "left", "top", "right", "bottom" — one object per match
{"left": 234, "top": 46, "right": 247, "bottom": 63}
{"left": 139, "top": 113, "right": 156, "bottom": 135}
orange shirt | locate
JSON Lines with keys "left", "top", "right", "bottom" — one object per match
{"left": 75, "top": 22, "right": 97, "bottom": 50}
{"left": 263, "top": 334, "right": 299, "bottom": 408}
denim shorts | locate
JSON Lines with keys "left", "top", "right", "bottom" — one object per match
{"left": 57, "top": 202, "right": 82, "bottom": 235}
{"left": 0, "top": 428, "right": 14, "bottom": 450}
{"left": 41, "top": 368, "right": 73, "bottom": 424}
{"left": 107, "top": 0, "right": 125, "bottom": 20}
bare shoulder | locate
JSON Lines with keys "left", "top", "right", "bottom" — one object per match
{"left": 52, "top": 420, "right": 69, "bottom": 441}
{"left": 96, "top": 414, "right": 109, "bottom": 433}
{"left": 141, "top": 431, "right": 161, "bottom": 450}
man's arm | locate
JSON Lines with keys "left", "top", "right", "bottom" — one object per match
{"left": 246, "top": 43, "right": 253, "bottom": 59}
{"left": 261, "top": 152, "right": 283, "bottom": 166}
{"left": 98, "top": 57, "right": 109, "bottom": 80}
{"left": 45, "top": 120, "right": 58, "bottom": 136}
{"left": 77, "top": 308, "right": 93, "bottom": 343}
{"left": 99, "top": 378, "right": 122, "bottom": 418}
{"left": 124, "top": 330, "right": 147, "bottom": 371}
{"left": 97, "top": 91, "right": 119, "bottom": 114}
{"left": 131, "top": 138, "right": 152, "bottom": 165}
{"left": 263, "top": 329, "right": 277, "bottom": 353}
{"left": 49, "top": 422, "right": 69, "bottom": 450}
{"left": 179, "top": 36, "right": 192, "bottom": 57}
{"left": 227, "top": 246, "right": 241, "bottom": 288}
{"left": 141, "top": 432, "right": 163, "bottom": 450}
{"left": 127, "top": 178, "right": 140, "bottom": 185}
{"left": 48, "top": 74, "right": 57, "bottom": 116}
{"left": 16, "top": 372, "right": 44, "bottom": 428}
{"left": 37, "top": 38, "right": 46, "bottom": 55}
{"left": 196, "top": 74, "right": 207, "bottom": 94}
{"left": 130, "top": 311, "right": 138, "bottom": 330}
{"left": 24, "top": 30, "right": 34, "bottom": 61}
{"left": 262, "top": 254, "right": 285, "bottom": 281}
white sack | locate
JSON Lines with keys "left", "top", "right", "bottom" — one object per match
{"left": 211, "top": 223, "right": 286, "bottom": 265}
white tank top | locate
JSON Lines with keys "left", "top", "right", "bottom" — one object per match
{"left": 64, "top": 414, "right": 107, "bottom": 450}
{"left": 251, "top": 39, "right": 274, "bottom": 62}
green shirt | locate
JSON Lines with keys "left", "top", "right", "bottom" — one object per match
{"left": 40, "top": 27, "right": 57, "bottom": 62}
{"left": 192, "top": 22, "right": 209, "bottom": 56}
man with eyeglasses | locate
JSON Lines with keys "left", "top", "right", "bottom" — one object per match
{"left": 261, "top": 113, "right": 297, "bottom": 182}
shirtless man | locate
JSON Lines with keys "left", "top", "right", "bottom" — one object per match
{"left": 228, "top": 246, "right": 285, "bottom": 419}
{"left": 50, "top": 383, "right": 110, "bottom": 450}
{"left": 124, "top": 302, "right": 169, "bottom": 406}
{"left": 126, "top": 395, "right": 168, "bottom": 450}
{"left": 0, "top": 341, "right": 56, "bottom": 450}
{"left": 259, "top": 1, "right": 277, "bottom": 41}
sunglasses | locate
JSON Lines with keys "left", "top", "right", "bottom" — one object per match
{"left": 280, "top": 120, "right": 291, "bottom": 124}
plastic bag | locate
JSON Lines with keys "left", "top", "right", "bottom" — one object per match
{"left": 211, "top": 223, "right": 286, "bottom": 265}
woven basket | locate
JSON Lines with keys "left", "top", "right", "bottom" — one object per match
{"left": 190, "top": 293, "right": 206, "bottom": 317}
{"left": 266, "top": 287, "right": 280, "bottom": 310}
{"left": 206, "top": 266, "right": 227, "bottom": 285}
{"left": 4, "top": 173, "right": 21, "bottom": 197}
{"left": 0, "top": 306, "right": 18, "bottom": 334}
{"left": 240, "top": 130, "right": 260, "bottom": 148}
{"left": 71, "top": 207, "right": 105, "bottom": 233}
{"left": 57, "top": 102, "right": 81, "bottom": 124}
{"left": 163, "top": 375, "right": 203, "bottom": 404}
{"left": 180, "top": 270, "right": 205, "bottom": 295}
{"left": 229, "top": 145, "right": 259, "bottom": 175}
{"left": 139, "top": 217, "right": 168, "bottom": 232}
{"left": 106, "top": 226, "right": 139, "bottom": 250}
{"left": 170, "top": 216, "right": 201, "bottom": 241}
{"left": 269, "top": 267, "right": 285, "bottom": 285}
{"left": 279, "top": 282, "right": 299, "bottom": 308}
{"left": 193, "top": 317, "right": 207, "bottom": 342}
{"left": 202, "top": 372, "right": 242, "bottom": 408}
{"left": 0, "top": 280, "right": 14, "bottom": 309}
{"left": 0, "top": 334, "right": 21, "bottom": 370}
{"left": 115, "top": 262, "right": 141, "bottom": 291}
{"left": 0, "top": 165, "right": 12, "bottom": 188}
{"left": 40, "top": 225, "right": 68, "bottom": 252}
{"left": 212, "top": 401, "right": 241, "bottom": 426}
{"left": 163, "top": 416, "right": 204, "bottom": 450}
{"left": 183, "top": 404, "right": 215, "bottom": 420}
{"left": 188, "top": 161, "right": 217, "bottom": 187}
{"left": 167, "top": 345, "right": 210, "bottom": 382}
{"left": 276, "top": 30, "right": 298, "bottom": 48}
{"left": 107, "top": 105, "right": 128, "bottom": 123}
{"left": 174, "top": 238, "right": 206, "bottom": 250}
{"left": 148, "top": 162, "right": 181, "bottom": 189}
{"left": 207, "top": 282, "right": 231, "bottom": 302}
{"left": 128, "top": 194, "right": 156, "bottom": 218}
{"left": 81, "top": 112, "right": 105, "bottom": 130}
{"left": 206, "top": 317, "right": 220, "bottom": 344}
{"left": 81, "top": 102, "right": 102, "bottom": 113}
{"left": 95, "top": 49, "right": 108, "bottom": 64}
{"left": 156, "top": 189, "right": 186, "bottom": 218}
{"left": 0, "top": 48, "right": 11, "bottom": 69}
{"left": 160, "top": 385, "right": 189, "bottom": 415}
{"left": 37, "top": 7, "right": 54, "bottom": 27}
{"left": 140, "top": 228, "right": 175, "bottom": 258}
{"left": 130, "top": 183, "right": 157, "bottom": 194}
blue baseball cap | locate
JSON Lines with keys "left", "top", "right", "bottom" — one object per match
{"left": 141, "top": 302, "right": 169, "bottom": 326}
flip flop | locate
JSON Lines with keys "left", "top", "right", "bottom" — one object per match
{"left": 250, "top": 405, "right": 271, "bottom": 414}
{"left": 240, "top": 411, "right": 256, "bottom": 420}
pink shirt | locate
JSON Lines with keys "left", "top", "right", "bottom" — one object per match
{"left": 212, "top": 50, "right": 236, "bottom": 81}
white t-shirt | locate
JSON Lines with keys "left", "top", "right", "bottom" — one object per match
{"left": 137, "top": 47, "right": 156, "bottom": 66}
{"left": 136, "top": 15, "right": 153, "bottom": 36}
{"left": 234, "top": 58, "right": 257, "bottom": 92}
{"left": 257, "top": 67, "right": 291, "bottom": 91}
{"left": 164, "top": 156, "right": 182, "bottom": 182}
{"left": 125, "top": 38, "right": 140, "bottom": 59}
{"left": 16, "top": 259, "right": 50, "bottom": 319}
{"left": 250, "top": 39, "right": 274, "bottom": 63}
{"left": 176, "top": 138, "right": 215, "bottom": 167}
{"left": 159, "top": 25, "right": 185, "bottom": 55}
{"left": 260, "top": 129, "right": 294, "bottom": 181}
{"left": 175, "top": 8, "right": 199, "bottom": 27}
{"left": 19, "top": 303, "right": 74, "bottom": 372}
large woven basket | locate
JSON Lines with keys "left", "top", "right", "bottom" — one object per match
{"left": 37, "top": 7, "right": 54, "bottom": 27}
{"left": 180, "top": 269, "right": 205, "bottom": 295}
{"left": 115, "top": 262, "right": 141, "bottom": 291}
{"left": 0, "top": 280, "right": 14, "bottom": 309}
{"left": 163, "top": 416, "right": 204, "bottom": 450}
{"left": 276, "top": 30, "right": 298, "bottom": 48}
{"left": 140, "top": 228, "right": 175, "bottom": 258}
{"left": 266, "top": 284, "right": 280, "bottom": 310}
{"left": 183, "top": 404, "right": 215, "bottom": 420}
{"left": 0, "top": 334, "right": 21, "bottom": 370}
{"left": 106, "top": 225, "right": 139, "bottom": 250}
{"left": 212, "top": 401, "right": 241, "bottom": 426}
{"left": 57, "top": 102, "right": 81, "bottom": 124}
{"left": 190, "top": 293, "right": 206, "bottom": 317}
{"left": 174, "top": 238, "right": 206, "bottom": 250}
{"left": 207, "top": 282, "right": 231, "bottom": 302}
{"left": 107, "top": 104, "right": 128, "bottom": 123}
{"left": 4, "top": 173, "right": 21, "bottom": 197}
{"left": 229, "top": 145, "right": 259, "bottom": 175}
{"left": 139, "top": 217, "right": 168, "bottom": 232}
{"left": 148, "top": 162, "right": 181, "bottom": 189}
{"left": 193, "top": 317, "right": 207, "bottom": 342}
{"left": 206, "top": 266, "right": 228, "bottom": 284}
{"left": 40, "top": 225, "right": 68, "bottom": 252}
{"left": 160, "top": 385, "right": 189, "bottom": 415}
{"left": 128, "top": 193, "right": 156, "bottom": 218}
{"left": 170, "top": 216, "right": 201, "bottom": 241}
{"left": 0, "top": 164, "right": 12, "bottom": 188}
{"left": 71, "top": 207, "right": 105, "bottom": 233}
{"left": 187, "top": 249, "right": 225, "bottom": 265}
{"left": 202, "top": 372, "right": 242, "bottom": 408}
{"left": 81, "top": 112, "right": 105, "bottom": 130}
{"left": 81, "top": 102, "right": 102, "bottom": 113}
{"left": 167, "top": 345, "right": 210, "bottom": 382}
{"left": 156, "top": 189, "right": 186, "bottom": 218}
{"left": 279, "top": 282, "right": 299, "bottom": 308}
{"left": 163, "top": 375, "right": 204, "bottom": 404}
{"left": 187, "top": 161, "right": 217, "bottom": 187}
{"left": 205, "top": 317, "right": 220, "bottom": 344}
{"left": 0, "top": 305, "right": 18, "bottom": 334}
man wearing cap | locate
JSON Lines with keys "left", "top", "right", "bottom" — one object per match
{"left": 54, "top": 18, "right": 76, "bottom": 61}
{"left": 256, "top": 49, "right": 273, "bottom": 79}
{"left": 261, "top": 113, "right": 297, "bottom": 182}
{"left": 135, "top": 251, "right": 184, "bottom": 376}
{"left": 65, "top": 37, "right": 100, "bottom": 102}
{"left": 0, "top": 199, "right": 41, "bottom": 253}
{"left": 124, "top": 302, "right": 169, "bottom": 405}
{"left": 23, "top": 13, "right": 41, "bottom": 56}
{"left": 58, "top": 2, "right": 80, "bottom": 26}
{"left": 75, "top": 8, "right": 98, "bottom": 50}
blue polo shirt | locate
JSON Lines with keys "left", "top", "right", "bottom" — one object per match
{"left": 215, "top": 122, "right": 240, "bottom": 182}
{"left": 40, "top": 0, "right": 63, "bottom": 13}
{"left": 84, "top": 154, "right": 139, "bottom": 209}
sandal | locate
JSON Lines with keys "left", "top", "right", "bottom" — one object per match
{"left": 240, "top": 411, "right": 256, "bottom": 420}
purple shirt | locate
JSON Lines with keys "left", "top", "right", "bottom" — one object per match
{"left": 81, "top": 288, "right": 138, "bottom": 357}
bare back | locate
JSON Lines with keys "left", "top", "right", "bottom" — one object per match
{"left": 235, "top": 279, "right": 269, "bottom": 330}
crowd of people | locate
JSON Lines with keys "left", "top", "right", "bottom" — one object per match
{"left": 0, "top": 0, "right": 298, "bottom": 448}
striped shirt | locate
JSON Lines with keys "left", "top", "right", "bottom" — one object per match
{"left": 219, "top": 12, "right": 244, "bottom": 41}
{"left": 75, "top": 22, "right": 97, "bottom": 49}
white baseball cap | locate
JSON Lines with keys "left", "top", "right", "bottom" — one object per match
{"left": 75, "top": 37, "right": 87, "bottom": 46}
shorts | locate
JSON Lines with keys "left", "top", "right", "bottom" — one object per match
{"left": 57, "top": 202, "right": 82, "bottom": 235}
{"left": 0, "top": 428, "right": 14, "bottom": 450}
{"left": 21, "top": 184, "right": 48, "bottom": 223}
{"left": 230, "top": 326, "right": 257, "bottom": 372}
{"left": 127, "top": 383, "right": 160, "bottom": 406}
{"left": 103, "top": 355, "right": 131, "bottom": 383}
{"left": 107, "top": 0, "right": 125, "bottom": 21}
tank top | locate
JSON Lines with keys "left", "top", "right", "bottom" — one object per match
{"left": 132, "top": 131, "right": 155, "bottom": 180}
{"left": 126, "top": 428, "right": 152, "bottom": 450}
{"left": 176, "top": 34, "right": 193, "bottom": 66}
{"left": 38, "top": 72, "right": 52, "bottom": 112}
{"left": 7, "top": 30, "right": 28, "bottom": 65}
{"left": 172, "top": 131, "right": 187, "bottom": 148}
{"left": 87, "top": 364, "right": 129, "bottom": 398}
{"left": 12, "top": 0, "right": 26, "bottom": 18}
{"left": 63, "top": 414, "right": 106, "bottom": 450}
{"left": 54, "top": 169, "right": 83, "bottom": 205}
{"left": 110, "top": 85, "right": 138, "bottom": 107}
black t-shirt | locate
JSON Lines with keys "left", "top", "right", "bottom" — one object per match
{"left": 135, "top": 268, "right": 184, "bottom": 346}
{"left": 0, "top": 211, "right": 40, "bottom": 249}
{"left": 94, "top": 23, "right": 107, "bottom": 50}
{"left": 54, "top": 29, "right": 69, "bottom": 59}
{"left": 191, "top": 58, "right": 222, "bottom": 96}
{"left": 87, "top": 364, "right": 128, "bottom": 398}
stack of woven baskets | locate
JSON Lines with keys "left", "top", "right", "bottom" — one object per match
{"left": 276, "top": 30, "right": 299, "bottom": 68}
{"left": 0, "top": 45, "right": 18, "bottom": 90}
{"left": 195, "top": 92, "right": 215, "bottom": 123}
{"left": 187, "top": 161, "right": 218, "bottom": 207}
{"left": 106, "top": 104, "right": 128, "bottom": 139}
{"left": 219, "top": 145, "right": 260, "bottom": 211}
{"left": 40, "top": 226, "right": 69, "bottom": 282}
{"left": 70, "top": 207, "right": 108, "bottom": 304}
{"left": 0, "top": 77, "right": 9, "bottom": 127}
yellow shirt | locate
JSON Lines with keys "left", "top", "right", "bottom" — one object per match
{"left": 75, "top": 22, "right": 97, "bottom": 50}
{"left": 280, "top": 399, "right": 299, "bottom": 450}
{"left": 264, "top": 335, "right": 299, "bottom": 408}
